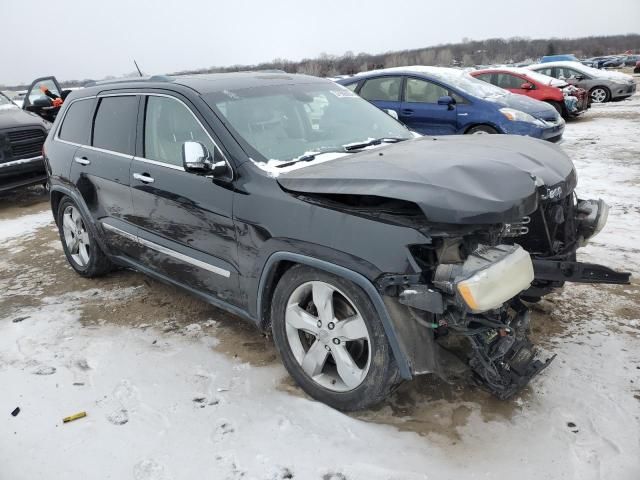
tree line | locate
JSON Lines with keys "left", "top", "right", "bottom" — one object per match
{"left": 2, "top": 34, "right": 638, "bottom": 90}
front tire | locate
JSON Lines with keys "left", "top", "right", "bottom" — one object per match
{"left": 589, "top": 86, "right": 610, "bottom": 103}
{"left": 56, "top": 197, "right": 113, "bottom": 277}
{"left": 466, "top": 125, "right": 498, "bottom": 135}
{"left": 271, "top": 265, "right": 401, "bottom": 411}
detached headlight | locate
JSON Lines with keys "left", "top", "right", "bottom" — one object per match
{"left": 434, "top": 245, "right": 534, "bottom": 313}
{"left": 499, "top": 107, "right": 545, "bottom": 126}
{"left": 576, "top": 199, "right": 609, "bottom": 244}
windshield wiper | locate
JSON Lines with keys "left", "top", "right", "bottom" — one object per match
{"left": 343, "top": 137, "right": 408, "bottom": 151}
{"left": 275, "top": 137, "right": 408, "bottom": 169}
{"left": 276, "top": 148, "right": 347, "bottom": 168}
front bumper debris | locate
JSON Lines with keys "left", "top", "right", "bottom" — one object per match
{"left": 532, "top": 259, "right": 631, "bottom": 285}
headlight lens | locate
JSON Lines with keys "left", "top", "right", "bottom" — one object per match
{"left": 499, "top": 107, "right": 544, "bottom": 126}
{"left": 577, "top": 199, "right": 609, "bottom": 244}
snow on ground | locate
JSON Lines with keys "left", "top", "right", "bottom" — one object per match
{"left": 0, "top": 210, "right": 52, "bottom": 243}
{"left": 1, "top": 90, "right": 639, "bottom": 480}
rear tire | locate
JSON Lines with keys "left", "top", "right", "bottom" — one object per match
{"left": 56, "top": 197, "right": 113, "bottom": 277}
{"left": 271, "top": 265, "right": 402, "bottom": 411}
{"left": 466, "top": 125, "right": 498, "bottom": 135}
{"left": 589, "top": 86, "right": 610, "bottom": 103}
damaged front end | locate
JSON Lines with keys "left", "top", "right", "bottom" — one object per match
{"left": 382, "top": 243, "right": 554, "bottom": 399}
{"left": 502, "top": 177, "right": 630, "bottom": 299}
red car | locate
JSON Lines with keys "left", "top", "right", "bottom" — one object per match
{"left": 471, "top": 67, "right": 590, "bottom": 119}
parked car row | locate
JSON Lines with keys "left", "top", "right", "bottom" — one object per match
{"left": 336, "top": 67, "right": 566, "bottom": 140}
{"left": 27, "top": 71, "right": 629, "bottom": 411}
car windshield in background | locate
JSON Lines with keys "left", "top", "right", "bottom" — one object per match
{"left": 204, "top": 84, "right": 411, "bottom": 164}
{"left": 450, "top": 73, "right": 510, "bottom": 99}
{"left": 0, "top": 92, "right": 18, "bottom": 109}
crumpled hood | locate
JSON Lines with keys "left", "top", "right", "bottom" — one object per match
{"left": 278, "top": 135, "right": 576, "bottom": 225}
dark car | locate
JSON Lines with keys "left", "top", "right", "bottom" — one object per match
{"left": 337, "top": 67, "right": 564, "bottom": 142}
{"left": 44, "top": 73, "right": 628, "bottom": 410}
{"left": 0, "top": 91, "right": 50, "bottom": 192}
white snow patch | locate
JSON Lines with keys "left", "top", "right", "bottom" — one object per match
{"left": 0, "top": 210, "right": 53, "bottom": 243}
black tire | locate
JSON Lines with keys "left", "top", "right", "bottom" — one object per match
{"left": 271, "top": 265, "right": 402, "bottom": 411}
{"left": 466, "top": 125, "right": 498, "bottom": 135}
{"left": 589, "top": 86, "right": 610, "bottom": 104}
{"left": 56, "top": 197, "right": 113, "bottom": 277}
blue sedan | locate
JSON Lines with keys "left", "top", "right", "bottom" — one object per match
{"left": 337, "top": 67, "right": 565, "bottom": 142}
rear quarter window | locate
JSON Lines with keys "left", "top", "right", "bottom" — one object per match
{"left": 92, "top": 96, "right": 139, "bottom": 155}
{"left": 58, "top": 99, "right": 95, "bottom": 145}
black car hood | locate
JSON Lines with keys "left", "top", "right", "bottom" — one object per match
{"left": 277, "top": 135, "right": 575, "bottom": 224}
{"left": 0, "top": 106, "right": 49, "bottom": 130}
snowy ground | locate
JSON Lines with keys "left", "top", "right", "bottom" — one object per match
{"left": 1, "top": 89, "right": 640, "bottom": 480}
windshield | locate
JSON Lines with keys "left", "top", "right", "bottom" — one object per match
{"left": 204, "top": 83, "right": 411, "bottom": 166}
{"left": 518, "top": 69, "right": 564, "bottom": 86}
{"left": 0, "top": 92, "right": 18, "bottom": 110}
{"left": 443, "top": 72, "right": 509, "bottom": 99}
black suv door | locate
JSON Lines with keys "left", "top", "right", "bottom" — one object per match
{"left": 67, "top": 94, "right": 139, "bottom": 256}
{"left": 129, "top": 93, "right": 239, "bottom": 304}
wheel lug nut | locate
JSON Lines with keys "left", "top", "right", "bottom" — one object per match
{"left": 316, "top": 321, "right": 322, "bottom": 328}
{"left": 327, "top": 322, "right": 335, "bottom": 330}
{"left": 324, "top": 345, "right": 331, "bottom": 351}
{"left": 333, "top": 338, "right": 340, "bottom": 345}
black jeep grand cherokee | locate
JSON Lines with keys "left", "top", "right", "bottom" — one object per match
{"left": 44, "top": 73, "right": 628, "bottom": 410}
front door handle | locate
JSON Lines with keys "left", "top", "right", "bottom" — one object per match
{"left": 401, "top": 109, "right": 414, "bottom": 116}
{"left": 133, "top": 172, "right": 154, "bottom": 183}
{"left": 74, "top": 156, "right": 90, "bottom": 165}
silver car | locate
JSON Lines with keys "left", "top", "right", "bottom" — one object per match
{"left": 527, "top": 61, "right": 636, "bottom": 103}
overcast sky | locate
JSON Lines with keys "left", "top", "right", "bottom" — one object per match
{"left": 2, "top": 0, "right": 639, "bottom": 85}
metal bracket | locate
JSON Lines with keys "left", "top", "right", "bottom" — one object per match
{"left": 532, "top": 259, "right": 631, "bottom": 285}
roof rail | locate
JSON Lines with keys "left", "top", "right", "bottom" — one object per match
{"left": 84, "top": 75, "right": 173, "bottom": 88}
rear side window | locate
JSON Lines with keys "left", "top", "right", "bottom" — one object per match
{"left": 58, "top": 99, "right": 95, "bottom": 144}
{"left": 92, "top": 96, "right": 138, "bottom": 155}
{"left": 359, "top": 76, "right": 402, "bottom": 102}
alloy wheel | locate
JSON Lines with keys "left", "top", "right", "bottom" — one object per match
{"left": 62, "top": 205, "right": 91, "bottom": 267}
{"left": 591, "top": 88, "right": 607, "bottom": 103}
{"left": 284, "top": 281, "right": 371, "bottom": 392}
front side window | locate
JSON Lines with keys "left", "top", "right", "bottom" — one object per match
{"left": 59, "top": 99, "right": 95, "bottom": 144}
{"left": 359, "top": 76, "right": 402, "bottom": 102}
{"left": 144, "top": 96, "right": 218, "bottom": 167}
{"left": 405, "top": 78, "right": 448, "bottom": 103}
{"left": 494, "top": 73, "right": 525, "bottom": 89}
{"left": 474, "top": 73, "right": 495, "bottom": 84}
{"left": 92, "top": 96, "right": 138, "bottom": 155}
{"left": 205, "top": 83, "right": 411, "bottom": 163}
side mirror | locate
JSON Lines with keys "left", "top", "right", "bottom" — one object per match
{"left": 182, "top": 141, "right": 228, "bottom": 177}
{"left": 384, "top": 109, "right": 399, "bottom": 120}
{"left": 521, "top": 82, "right": 534, "bottom": 90}
{"left": 32, "top": 96, "right": 53, "bottom": 108}
{"left": 437, "top": 95, "right": 455, "bottom": 110}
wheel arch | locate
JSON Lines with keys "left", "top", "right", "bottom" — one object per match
{"left": 257, "top": 252, "right": 413, "bottom": 379}
{"left": 464, "top": 123, "right": 502, "bottom": 134}
{"left": 49, "top": 185, "right": 111, "bottom": 256}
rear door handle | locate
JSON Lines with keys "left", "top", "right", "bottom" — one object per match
{"left": 133, "top": 172, "right": 154, "bottom": 183}
{"left": 74, "top": 156, "right": 90, "bottom": 165}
